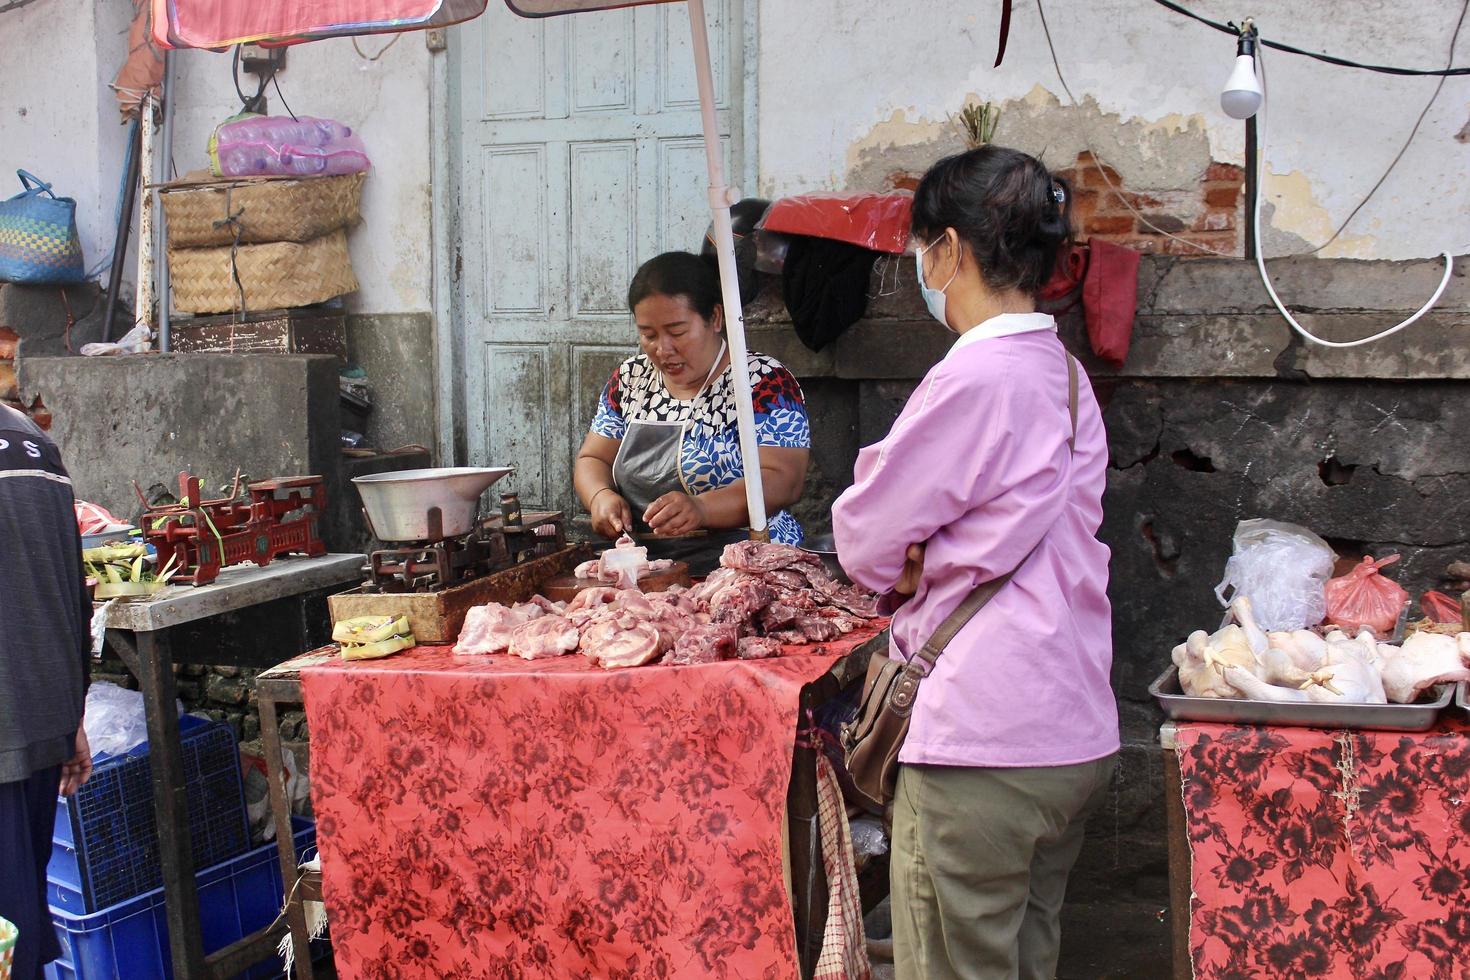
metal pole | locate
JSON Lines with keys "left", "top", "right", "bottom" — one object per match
{"left": 157, "top": 51, "right": 177, "bottom": 352}
{"left": 102, "top": 119, "right": 143, "bottom": 344}
{"left": 135, "top": 95, "right": 157, "bottom": 342}
{"left": 687, "top": 0, "right": 768, "bottom": 536}
{"left": 1243, "top": 116, "right": 1258, "bottom": 260}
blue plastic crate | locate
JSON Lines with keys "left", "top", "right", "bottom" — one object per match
{"left": 49, "top": 714, "right": 250, "bottom": 913}
{"left": 45, "top": 818, "right": 324, "bottom": 980}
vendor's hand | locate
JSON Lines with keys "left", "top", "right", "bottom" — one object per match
{"left": 589, "top": 488, "right": 634, "bottom": 538}
{"left": 644, "top": 492, "right": 705, "bottom": 537}
{"left": 59, "top": 727, "right": 92, "bottom": 796}
{"left": 894, "top": 544, "right": 926, "bottom": 596}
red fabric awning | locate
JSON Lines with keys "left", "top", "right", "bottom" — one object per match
{"left": 150, "top": 0, "right": 489, "bottom": 48}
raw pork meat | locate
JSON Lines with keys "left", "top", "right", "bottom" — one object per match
{"left": 737, "top": 637, "right": 785, "bottom": 660}
{"left": 508, "top": 615, "right": 580, "bottom": 660}
{"left": 576, "top": 535, "right": 675, "bottom": 589}
{"left": 454, "top": 603, "right": 534, "bottom": 656}
{"left": 665, "top": 624, "right": 738, "bottom": 665}
{"left": 587, "top": 622, "right": 662, "bottom": 669}
{"left": 1376, "top": 632, "right": 1470, "bottom": 703}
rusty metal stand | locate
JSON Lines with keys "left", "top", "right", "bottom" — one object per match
{"left": 258, "top": 652, "right": 338, "bottom": 980}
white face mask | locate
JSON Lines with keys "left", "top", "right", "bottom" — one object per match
{"left": 915, "top": 235, "right": 959, "bottom": 334}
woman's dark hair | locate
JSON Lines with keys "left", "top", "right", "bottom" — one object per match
{"left": 627, "top": 251, "right": 722, "bottom": 320}
{"left": 910, "top": 145, "right": 1073, "bottom": 297}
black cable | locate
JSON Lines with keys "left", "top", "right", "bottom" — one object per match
{"left": 1147, "top": 0, "right": 1470, "bottom": 76}
{"left": 271, "top": 73, "right": 298, "bottom": 121}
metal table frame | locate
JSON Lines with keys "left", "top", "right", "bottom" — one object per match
{"left": 1160, "top": 721, "right": 1193, "bottom": 980}
{"left": 101, "top": 554, "right": 363, "bottom": 980}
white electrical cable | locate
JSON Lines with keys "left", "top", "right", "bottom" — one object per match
{"left": 1253, "top": 46, "right": 1455, "bottom": 349}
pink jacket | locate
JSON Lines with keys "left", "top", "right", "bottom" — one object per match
{"left": 832, "top": 316, "right": 1118, "bottom": 768}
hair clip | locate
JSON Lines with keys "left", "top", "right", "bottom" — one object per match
{"left": 1051, "top": 183, "right": 1066, "bottom": 206}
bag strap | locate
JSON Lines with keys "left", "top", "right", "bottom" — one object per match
{"left": 911, "top": 352, "right": 1080, "bottom": 670}
{"left": 16, "top": 170, "right": 56, "bottom": 198}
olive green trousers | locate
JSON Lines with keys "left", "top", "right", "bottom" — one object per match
{"left": 890, "top": 756, "right": 1117, "bottom": 980}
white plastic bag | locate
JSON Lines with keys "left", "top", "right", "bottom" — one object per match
{"left": 1214, "top": 519, "right": 1337, "bottom": 632}
{"left": 83, "top": 681, "right": 184, "bottom": 758}
{"left": 80, "top": 323, "right": 151, "bottom": 357}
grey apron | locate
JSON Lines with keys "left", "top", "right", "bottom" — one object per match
{"left": 610, "top": 343, "right": 744, "bottom": 576}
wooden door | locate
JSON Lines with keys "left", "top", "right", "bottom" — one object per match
{"left": 453, "top": 0, "right": 741, "bottom": 512}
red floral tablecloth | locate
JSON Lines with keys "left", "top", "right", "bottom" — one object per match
{"left": 301, "top": 628, "right": 882, "bottom": 980}
{"left": 1175, "top": 720, "right": 1470, "bottom": 980}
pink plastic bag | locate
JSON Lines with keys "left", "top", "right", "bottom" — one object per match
{"left": 1421, "top": 590, "right": 1463, "bottom": 625}
{"left": 1324, "top": 555, "right": 1409, "bottom": 636}
{"left": 75, "top": 500, "right": 123, "bottom": 535}
{"left": 211, "top": 116, "right": 370, "bottom": 178}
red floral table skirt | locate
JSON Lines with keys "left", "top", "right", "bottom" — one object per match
{"left": 1175, "top": 719, "right": 1470, "bottom": 980}
{"left": 301, "top": 627, "right": 882, "bottom": 980}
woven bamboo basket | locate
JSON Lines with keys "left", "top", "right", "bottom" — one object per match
{"left": 168, "top": 228, "right": 357, "bottom": 315}
{"left": 159, "top": 173, "right": 365, "bottom": 248}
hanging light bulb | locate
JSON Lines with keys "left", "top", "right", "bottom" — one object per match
{"left": 1221, "top": 23, "right": 1262, "bottom": 120}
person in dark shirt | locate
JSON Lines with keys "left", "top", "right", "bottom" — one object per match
{"left": 0, "top": 405, "right": 93, "bottom": 979}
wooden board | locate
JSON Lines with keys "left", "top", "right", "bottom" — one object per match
{"left": 169, "top": 309, "right": 346, "bottom": 358}
{"left": 540, "top": 561, "right": 691, "bottom": 603}
{"left": 327, "top": 545, "right": 589, "bottom": 643}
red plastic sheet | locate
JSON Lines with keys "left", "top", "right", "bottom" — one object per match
{"left": 300, "top": 630, "right": 881, "bottom": 979}
{"left": 1175, "top": 721, "right": 1470, "bottom": 979}
{"left": 151, "top": 0, "right": 488, "bottom": 48}
{"left": 760, "top": 194, "right": 913, "bottom": 255}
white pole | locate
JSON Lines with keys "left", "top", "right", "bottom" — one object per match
{"left": 135, "top": 94, "right": 157, "bottom": 342}
{"left": 687, "top": 0, "right": 768, "bottom": 537}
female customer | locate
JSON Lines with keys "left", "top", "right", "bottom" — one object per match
{"left": 832, "top": 146, "right": 1118, "bottom": 980}
{"left": 574, "top": 251, "right": 811, "bottom": 574}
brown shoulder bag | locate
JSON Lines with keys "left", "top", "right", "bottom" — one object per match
{"left": 839, "top": 354, "right": 1079, "bottom": 816}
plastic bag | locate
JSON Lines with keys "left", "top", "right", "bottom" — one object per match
{"left": 758, "top": 193, "right": 913, "bottom": 254}
{"left": 211, "top": 115, "right": 370, "bottom": 178}
{"left": 80, "top": 323, "right": 151, "bottom": 357}
{"left": 1421, "top": 590, "right": 1463, "bottom": 625}
{"left": 1325, "top": 555, "right": 1409, "bottom": 636}
{"left": 75, "top": 500, "right": 127, "bottom": 535}
{"left": 1215, "top": 519, "right": 1337, "bottom": 631}
{"left": 83, "top": 681, "right": 184, "bottom": 759}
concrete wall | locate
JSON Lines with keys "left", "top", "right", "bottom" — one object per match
{"left": 743, "top": 252, "right": 1470, "bottom": 973}
{"left": 756, "top": 0, "right": 1470, "bottom": 260}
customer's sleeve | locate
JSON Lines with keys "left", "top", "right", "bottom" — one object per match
{"left": 832, "top": 350, "right": 1073, "bottom": 595}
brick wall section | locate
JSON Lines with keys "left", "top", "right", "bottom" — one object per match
{"left": 1055, "top": 152, "right": 1244, "bottom": 256}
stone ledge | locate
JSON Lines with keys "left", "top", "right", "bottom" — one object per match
{"left": 743, "top": 253, "right": 1470, "bottom": 381}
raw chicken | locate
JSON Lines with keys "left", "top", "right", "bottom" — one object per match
{"left": 1265, "top": 630, "right": 1329, "bottom": 673}
{"left": 1376, "top": 631, "right": 1470, "bottom": 704}
{"left": 508, "top": 615, "right": 580, "bottom": 660}
{"left": 1217, "top": 626, "right": 1387, "bottom": 704}
{"left": 1172, "top": 619, "right": 1260, "bottom": 698}
{"left": 1173, "top": 630, "right": 1253, "bottom": 698}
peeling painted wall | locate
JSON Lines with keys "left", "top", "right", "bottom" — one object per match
{"left": 757, "top": 0, "right": 1470, "bottom": 260}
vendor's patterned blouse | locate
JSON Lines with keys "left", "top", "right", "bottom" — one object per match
{"left": 591, "top": 351, "right": 810, "bottom": 545}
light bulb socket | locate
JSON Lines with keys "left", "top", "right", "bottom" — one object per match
{"left": 1235, "top": 25, "right": 1258, "bottom": 58}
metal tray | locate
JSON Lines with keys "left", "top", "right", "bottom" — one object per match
{"left": 1457, "top": 681, "right": 1469, "bottom": 715}
{"left": 1150, "top": 665, "right": 1451, "bottom": 732}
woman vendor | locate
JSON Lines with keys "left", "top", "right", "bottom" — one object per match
{"left": 573, "top": 250, "right": 811, "bottom": 574}
{"left": 833, "top": 146, "right": 1119, "bottom": 980}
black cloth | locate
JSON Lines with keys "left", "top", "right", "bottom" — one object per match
{"left": 781, "top": 235, "right": 879, "bottom": 352}
{"left": 0, "top": 764, "right": 65, "bottom": 977}
{"left": 0, "top": 406, "right": 89, "bottom": 784}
